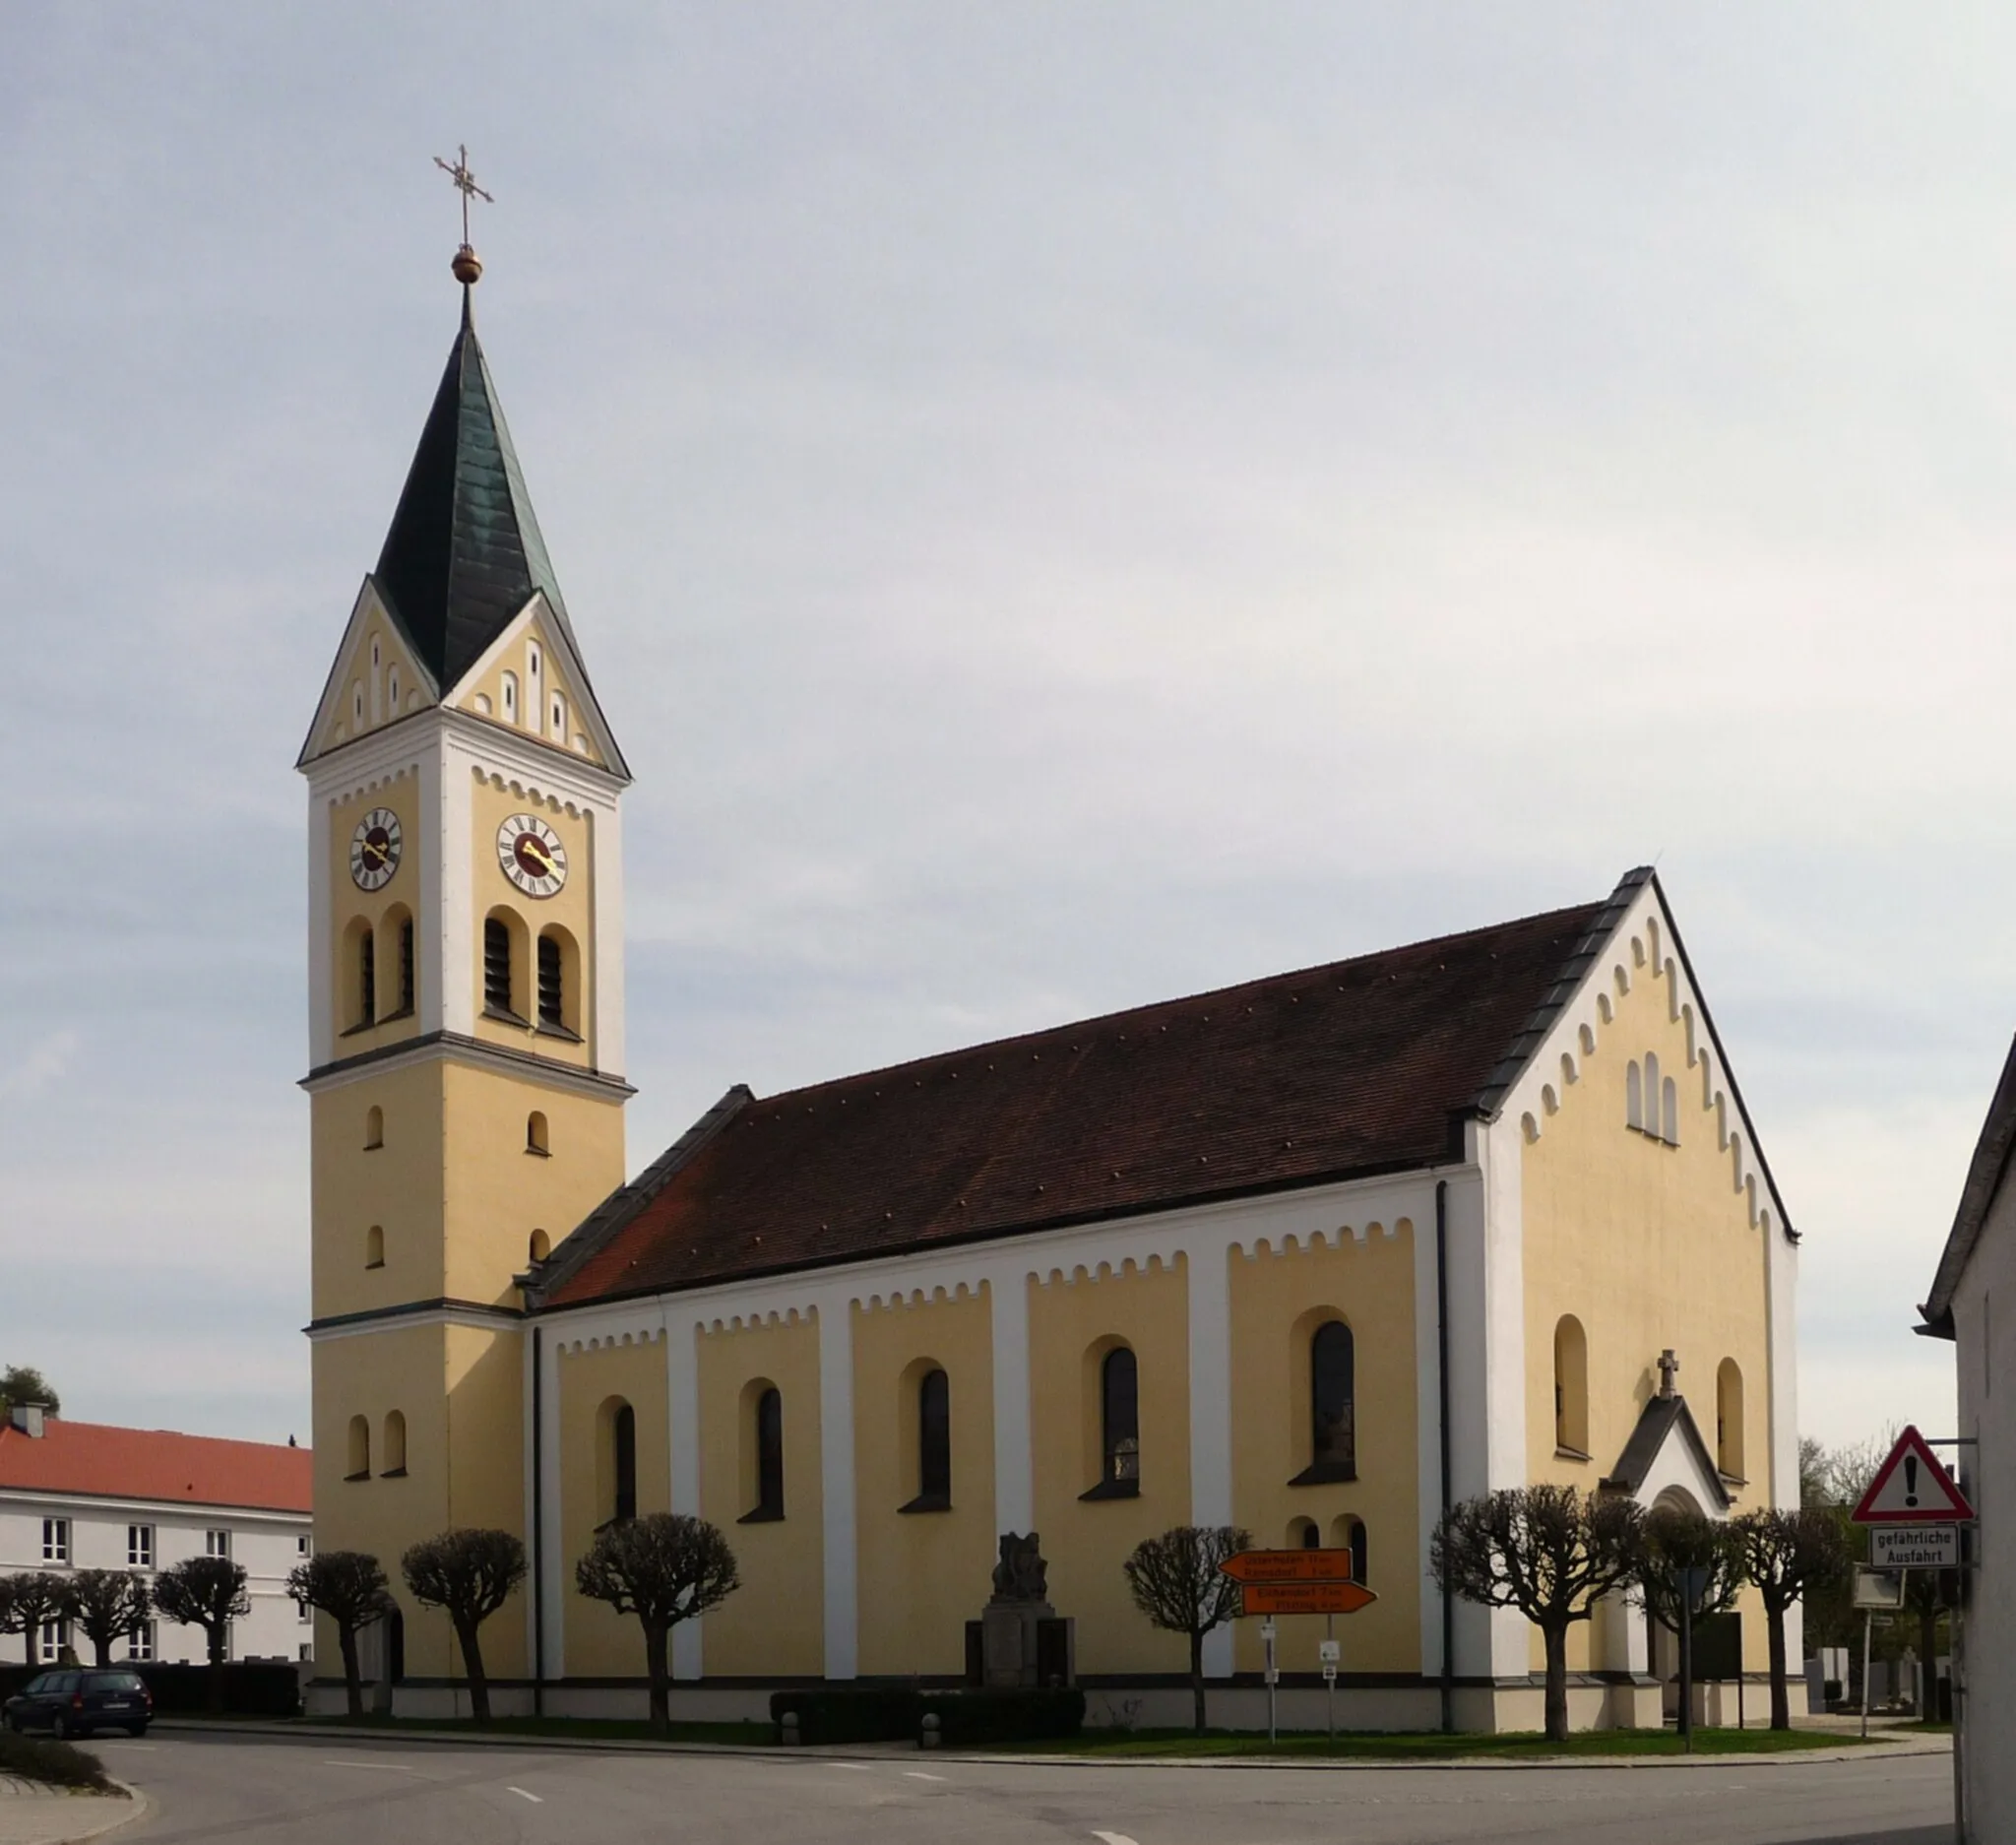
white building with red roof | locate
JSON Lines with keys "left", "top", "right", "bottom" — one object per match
{"left": 0, "top": 1404, "right": 314, "bottom": 1668}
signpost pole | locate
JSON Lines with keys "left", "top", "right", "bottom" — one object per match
{"left": 1262, "top": 1620, "right": 1278, "bottom": 1745}
{"left": 1859, "top": 1610, "right": 1872, "bottom": 1743}
{"left": 1326, "top": 1615, "right": 1336, "bottom": 1741}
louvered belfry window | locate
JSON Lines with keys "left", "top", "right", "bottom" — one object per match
{"left": 398, "top": 917, "right": 415, "bottom": 1013}
{"left": 483, "top": 919, "right": 513, "bottom": 1014}
{"left": 358, "top": 930, "right": 376, "bottom": 1027}
{"left": 537, "top": 934, "right": 563, "bottom": 1028}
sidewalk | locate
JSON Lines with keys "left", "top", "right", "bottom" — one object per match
{"left": 0, "top": 1780, "right": 143, "bottom": 1845}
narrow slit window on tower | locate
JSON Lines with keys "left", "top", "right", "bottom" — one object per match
{"left": 483, "top": 918, "right": 514, "bottom": 1016}
{"left": 363, "top": 1105, "right": 384, "bottom": 1150}
{"left": 501, "top": 670, "right": 519, "bottom": 724}
{"left": 740, "top": 1386, "right": 785, "bottom": 1522}
{"left": 611, "top": 1403, "right": 637, "bottom": 1522}
{"left": 357, "top": 928, "right": 376, "bottom": 1027}
{"left": 537, "top": 933, "right": 563, "bottom": 1028}
{"left": 550, "top": 693, "right": 567, "bottom": 739}
{"left": 902, "top": 1368, "right": 951, "bottom": 1511}
{"left": 398, "top": 916, "right": 415, "bottom": 1014}
{"left": 526, "top": 1111, "right": 549, "bottom": 1155}
{"left": 382, "top": 1410, "right": 407, "bottom": 1476}
{"left": 1082, "top": 1346, "right": 1140, "bottom": 1497}
{"left": 365, "top": 1225, "right": 385, "bottom": 1270}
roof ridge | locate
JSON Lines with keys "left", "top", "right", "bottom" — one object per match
{"left": 747, "top": 892, "right": 1617, "bottom": 1112}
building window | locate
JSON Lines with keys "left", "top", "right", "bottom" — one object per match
{"left": 125, "top": 1622, "right": 155, "bottom": 1663}
{"left": 526, "top": 1111, "right": 549, "bottom": 1156}
{"left": 39, "top": 1621, "right": 69, "bottom": 1664}
{"left": 1334, "top": 1515, "right": 1369, "bottom": 1584}
{"left": 528, "top": 1228, "right": 551, "bottom": 1263}
{"left": 550, "top": 693, "right": 567, "bottom": 739}
{"left": 601, "top": 1400, "right": 637, "bottom": 1524}
{"left": 1294, "top": 1517, "right": 1320, "bottom": 1550}
{"left": 346, "top": 1415, "right": 370, "bottom": 1481}
{"left": 206, "top": 1530, "right": 231, "bottom": 1559}
{"left": 297, "top": 1535, "right": 312, "bottom": 1559}
{"left": 537, "top": 934, "right": 563, "bottom": 1029}
{"left": 483, "top": 917, "right": 514, "bottom": 1016}
{"left": 740, "top": 1385, "right": 785, "bottom": 1523}
{"left": 295, "top": 1598, "right": 311, "bottom": 1623}
{"left": 1093, "top": 1346, "right": 1140, "bottom": 1495}
{"left": 387, "top": 667, "right": 400, "bottom": 711}
{"left": 397, "top": 915, "right": 414, "bottom": 1014}
{"left": 1554, "top": 1314, "right": 1590, "bottom": 1457}
{"left": 1309, "top": 1321, "right": 1355, "bottom": 1478}
{"left": 526, "top": 644, "right": 542, "bottom": 729}
{"left": 127, "top": 1525, "right": 154, "bottom": 1568}
{"left": 1716, "top": 1358, "right": 1746, "bottom": 1481}
{"left": 357, "top": 928, "right": 376, "bottom": 1027}
{"left": 42, "top": 1518, "right": 69, "bottom": 1563}
{"left": 365, "top": 1225, "right": 385, "bottom": 1269}
{"left": 901, "top": 1368, "right": 951, "bottom": 1512}
{"left": 382, "top": 1411, "right": 408, "bottom": 1477}
{"left": 501, "top": 669, "right": 519, "bottom": 724}
{"left": 364, "top": 1105, "right": 384, "bottom": 1151}
{"left": 1626, "top": 1054, "right": 1679, "bottom": 1144}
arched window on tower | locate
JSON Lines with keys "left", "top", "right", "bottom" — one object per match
{"left": 398, "top": 914, "right": 414, "bottom": 1014}
{"left": 537, "top": 933, "right": 563, "bottom": 1029}
{"left": 1716, "top": 1359, "right": 1745, "bottom": 1481}
{"left": 500, "top": 670, "right": 519, "bottom": 725}
{"left": 483, "top": 918, "right": 514, "bottom": 1017}
{"left": 346, "top": 1416, "right": 370, "bottom": 1481}
{"left": 599, "top": 1399, "right": 636, "bottom": 1524}
{"left": 382, "top": 1410, "right": 407, "bottom": 1477}
{"left": 365, "top": 1226, "right": 385, "bottom": 1270}
{"left": 914, "top": 1368, "right": 951, "bottom": 1508}
{"left": 1332, "top": 1514, "right": 1369, "bottom": 1584}
{"left": 526, "top": 1112, "right": 549, "bottom": 1156}
{"left": 1554, "top": 1315, "right": 1589, "bottom": 1455}
{"left": 1087, "top": 1346, "right": 1140, "bottom": 1495}
{"left": 528, "top": 1228, "right": 551, "bottom": 1264}
{"left": 1307, "top": 1320, "right": 1355, "bottom": 1479}
{"left": 363, "top": 1106, "right": 384, "bottom": 1151}
{"left": 740, "top": 1385, "right": 785, "bottom": 1522}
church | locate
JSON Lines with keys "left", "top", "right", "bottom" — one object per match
{"left": 302, "top": 250, "right": 1800, "bottom": 1732}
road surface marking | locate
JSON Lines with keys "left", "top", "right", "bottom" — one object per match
{"left": 906, "top": 1770, "right": 949, "bottom": 1782}
{"left": 1093, "top": 1833, "right": 1140, "bottom": 1845}
{"left": 507, "top": 1787, "right": 543, "bottom": 1803}
{"left": 324, "top": 1759, "right": 420, "bottom": 1771}
{"left": 835, "top": 1762, "right": 872, "bottom": 1770}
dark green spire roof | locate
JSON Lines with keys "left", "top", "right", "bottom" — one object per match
{"left": 372, "top": 293, "right": 582, "bottom": 691}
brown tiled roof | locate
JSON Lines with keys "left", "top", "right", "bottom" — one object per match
{"left": 542, "top": 876, "right": 1642, "bottom": 1309}
{"left": 0, "top": 1419, "right": 312, "bottom": 1513}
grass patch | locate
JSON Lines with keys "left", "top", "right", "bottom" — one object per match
{"left": 0, "top": 1726, "right": 123, "bottom": 1792}
{"left": 297, "top": 1712, "right": 775, "bottom": 1747}
{"left": 1003, "top": 1726, "right": 1860, "bottom": 1759}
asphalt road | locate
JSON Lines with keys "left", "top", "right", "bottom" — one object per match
{"left": 96, "top": 1731, "right": 1953, "bottom": 1845}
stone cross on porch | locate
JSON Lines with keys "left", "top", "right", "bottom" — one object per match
{"left": 1656, "top": 1348, "right": 1679, "bottom": 1399}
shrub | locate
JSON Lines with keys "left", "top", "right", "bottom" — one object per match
{"left": 0, "top": 1727, "right": 119, "bottom": 1793}
{"left": 769, "top": 1686, "right": 1084, "bottom": 1747}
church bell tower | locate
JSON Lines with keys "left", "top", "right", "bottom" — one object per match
{"left": 298, "top": 216, "right": 631, "bottom": 1695}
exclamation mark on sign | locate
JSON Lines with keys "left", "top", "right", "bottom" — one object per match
{"left": 1904, "top": 1455, "right": 1920, "bottom": 1508}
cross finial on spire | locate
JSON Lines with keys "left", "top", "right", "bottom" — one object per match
{"left": 1657, "top": 1349, "right": 1679, "bottom": 1399}
{"left": 433, "top": 144, "right": 494, "bottom": 286}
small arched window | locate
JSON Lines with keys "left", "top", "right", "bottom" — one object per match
{"left": 550, "top": 693, "right": 567, "bottom": 740}
{"left": 528, "top": 1228, "right": 551, "bottom": 1264}
{"left": 501, "top": 670, "right": 519, "bottom": 724}
{"left": 1716, "top": 1358, "right": 1745, "bottom": 1481}
{"left": 537, "top": 933, "right": 563, "bottom": 1029}
{"left": 1662, "top": 1075, "right": 1680, "bottom": 1146}
{"left": 609, "top": 1402, "right": 637, "bottom": 1523}
{"left": 365, "top": 1226, "right": 385, "bottom": 1270}
{"left": 363, "top": 1106, "right": 384, "bottom": 1150}
{"left": 382, "top": 1411, "right": 407, "bottom": 1476}
{"left": 742, "top": 1386, "right": 785, "bottom": 1522}
{"left": 398, "top": 915, "right": 415, "bottom": 1014}
{"left": 1291, "top": 1516, "right": 1319, "bottom": 1550}
{"left": 1554, "top": 1314, "right": 1589, "bottom": 1456}
{"left": 346, "top": 1415, "right": 370, "bottom": 1481}
{"left": 1626, "top": 1059, "right": 1644, "bottom": 1130}
{"left": 387, "top": 667, "right": 400, "bottom": 711}
{"left": 527, "top": 643, "right": 542, "bottom": 725}
{"left": 1334, "top": 1514, "right": 1368, "bottom": 1584}
{"left": 918, "top": 1368, "right": 951, "bottom": 1505}
{"left": 1101, "top": 1347, "right": 1139, "bottom": 1491}
{"left": 351, "top": 683, "right": 364, "bottom": 729}
{"left": 357, "top": 927, "right": 376, "bottom": 1027}
{"left": 526, "top": 1111, "right": 549, "bottom": 1156}
{"left": 483, "top": 918, "right": 514, "bottom": 1016}
{"left": 1310, "top": 1320, "right": 1355, "bottom": 1477}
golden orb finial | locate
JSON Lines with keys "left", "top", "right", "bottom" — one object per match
{"left": 452, "top": 243, "right": 483, "bottom": 286}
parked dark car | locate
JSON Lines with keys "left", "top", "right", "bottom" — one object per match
{"left": 3, "top": 1669, "right": 152, "bottom": 1739}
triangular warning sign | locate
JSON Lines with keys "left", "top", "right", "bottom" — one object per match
{"left": 1851, "top": 1426, "right": 1975, "bottom": 1524}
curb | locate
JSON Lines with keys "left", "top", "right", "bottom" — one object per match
{"left": 145, "top": 1717, "right": 1951, "bottom": 1773}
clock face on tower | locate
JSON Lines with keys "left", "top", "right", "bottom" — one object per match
{"left": 497, "top": 813, "right": 569, "bottom": 898}
{"left": 349, "top": 809, "right": 403, "bottom": 891}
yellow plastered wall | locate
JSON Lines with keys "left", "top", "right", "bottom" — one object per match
{"left": 469, "top": 776, "right": 599, "bottom": 1072}
{"left": 1029, "top": 1258, "right": 1191, "bottom": 1676}
{"left": 439, "top": 1061, "right": 625, "bottom": 1306}
{"left": 326, "top": 782, "right": 424, "bottom": 1053}
{"left": 317, "top": 604, "right": 429, "bottom": 756}
{"left": 1228, "top": 1230, "right": 1421, "bottom": 1675}
{"left": 311, "top": 1061, "right": 447, "bottom": 1322}
{"left": 851, "top": 1290, "right": 996, "bottom": 1677}
{"left": 697, "top": 1314, "right": 824, "bottom": 1676}
{"left": 556, "top": 1339, "right": 673, "bottom": 1678}
{"left": 311, "top": 1320, "right": 528, "bottom": 1683}
{"left": 1522, "top": 939, "right": 1775, "bottom": 1673}
{"left": 456, "top": 612, "right": 606, "bottom": 768}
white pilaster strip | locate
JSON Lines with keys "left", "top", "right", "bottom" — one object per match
{"left": 668, "top": 1312, "right": 703, "bottom": 1681}
{"left": 816, "top": 1290, "right": 858, "bottom": 1680}
{"left": 306, "top": 794, "right": 333, "bottom": 1067}
{"left": 436, "top": 733, "right": 473, "bottom": 1038}
{"left": 1412, "top": 1177, "right": 1449, "bottom": 1682}
{"left": 536, "top": 1332, "right": 565, "bottom": 1679}
{"left": 1186, "top": 1239, "right": 1235, "bottom": 1679}
{"left": 984, "top": 1267, "right": 1034, "bottom": 1535}
{"left": 590, "top": 799, "right": 625, "bottom": 1075}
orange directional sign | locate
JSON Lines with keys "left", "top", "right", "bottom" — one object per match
{"left": 1851, "top": 1426, "right": 1975, "bottom": 1525}
{"left": 1239, "top": 1580, "right": 1379, "bottom": 1618}
{"left": 1219, "top": 1549, "right": 1358, "bottom": 1585}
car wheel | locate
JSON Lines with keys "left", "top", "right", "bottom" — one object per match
{"left": 50, "top": 1714, "right": 70, "bottom": 1741}
{"left": 129, "top": 1724, "right": 149, "bottom": 1739}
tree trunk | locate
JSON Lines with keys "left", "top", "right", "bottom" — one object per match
{"left": 1765, "top": 1598, "right": 1790, "bottom": 1731}
{"left": 92, "top": 1631, "right": 112, "bottom": 1669}
{"left": 339, "top": 1622, "right": 364, "bottom": 1720}
{"left": 207, "top": 1629, "right": 226, "bottom": 1715}
{"left": 1189, "top": 1628, "right": 1207, "bottom": 1734}
{"left": 645, "top": 1622, "right": 670, "bottom": 1738}
{"left": 1542, "top": 1621, "right": 1570, "bottom": 1744}
{"left": 458, "top": 1619, "right": 491, "bottom": 1726}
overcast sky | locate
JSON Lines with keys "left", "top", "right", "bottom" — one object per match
{"left": 3, "top": 5, "right": 2003, "bottom": 1454}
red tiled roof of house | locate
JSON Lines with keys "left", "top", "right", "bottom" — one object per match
{"left": 0, "top": 1419, "right": 312, "bottom": 1514}
{"left": 542, "top": 876, "right": 1643, "bottom": 1310}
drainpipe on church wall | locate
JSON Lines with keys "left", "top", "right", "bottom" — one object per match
{"left": 531, "top": 1324, "right": 545, "bottom": 1719}
{"left": 1435, "top": 1177, "right": 1454, "bottom": 1734}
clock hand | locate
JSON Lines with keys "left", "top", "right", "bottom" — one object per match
{"left": 521, "top": 839, "right": 556, "bottom": 873}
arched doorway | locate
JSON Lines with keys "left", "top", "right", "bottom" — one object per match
{"left": 1647, "top": 1488, "right": 1703, "bottom": 1720}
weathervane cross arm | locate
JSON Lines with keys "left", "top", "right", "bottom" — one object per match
{"left": 432, "top": 143, "right": 494, "bottom": 247}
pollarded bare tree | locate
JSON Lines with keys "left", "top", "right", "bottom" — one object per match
{"left": 0, "top": 1572, "right": 77, "bottom": 1670}
{"left": 1733, "top": 1507, "right": 1852, "bottom": 1730}
{"left": 401, "top": 1529, "right": 526, "bottom": 1726}
{"left": 67, "top": 1570, "right": 153, "bottom": 1669}
{"left": 288, "top": 1552, "right": 397, "bottom": 1720}
{"left": 1121, "top": 1525, "right": 1252, "bottom": 1734}
{"left": 153, "top": 1557, "right": 250, "bottom": 1714}
{"left": 1431, "top": 1486, "right": 1646, "bottom": 1743}
{"left": 576, "top": 1514, "right": 741, "bottom": 1736}
{"left": 1634, "top": 1502, "right": 1747, "bottom": 1637}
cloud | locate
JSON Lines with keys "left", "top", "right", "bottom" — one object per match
{"left": 1, "top": 1030, "right": 80, "bottom": 1102}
